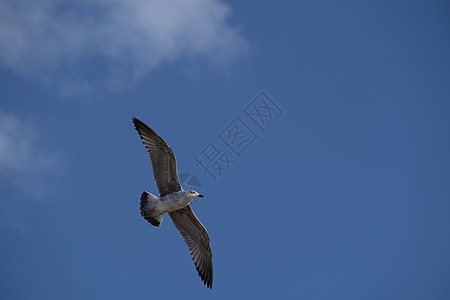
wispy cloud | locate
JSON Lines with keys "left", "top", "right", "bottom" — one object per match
{"left": 0, "top": 0, "right": 248, "bottom": 95}
{"left": 0, "top": 109, "right": 60, "bottom": 231}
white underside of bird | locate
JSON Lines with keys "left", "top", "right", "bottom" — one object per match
{"left": 139, "top": 190, "right": 204, "bottom": 225}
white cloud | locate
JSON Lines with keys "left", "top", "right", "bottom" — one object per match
{"left": 0, "top": 111, "right": 54, "bottom": 178}
{"left": 0, "top": 109, "right": 59, "bottom": 196}
{"left": 0, "top": 0, "right": 248, "bottom": 95}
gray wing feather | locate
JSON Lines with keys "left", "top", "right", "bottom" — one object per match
{"left": 132, "top": 117, "right": 182, "bottom": 196}
{"left": 169, "top": 206, "right": 213, "bottom": 289}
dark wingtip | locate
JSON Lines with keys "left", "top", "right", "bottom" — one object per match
{"left": 132, "top": 117, "right": 157, "bottom": 136}
{"left": 206, "top": 279, "right": 212, "bottom": 289}
{"left": 132, "top": 117, "right": 141, "bottom": 127}
{"left": 196, "top": 265, "right": 213, "bottom": 289}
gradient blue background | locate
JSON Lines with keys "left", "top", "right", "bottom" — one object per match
{"left": 1, "top": 1, "right": 450, "bottom": 299}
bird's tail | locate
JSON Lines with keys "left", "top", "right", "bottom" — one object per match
{"left": 140, "top": 191, "right": 164, "bottom": 227}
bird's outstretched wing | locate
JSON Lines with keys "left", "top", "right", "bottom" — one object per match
{"left": 132, "top": 117, "right": 182, "bottom": 196}
{"left": 169, "top": 205, "right": 213, "bottom": 289}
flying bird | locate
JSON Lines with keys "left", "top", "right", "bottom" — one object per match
{"left": 132, "top": 117, "right": 213, "bottom": 289}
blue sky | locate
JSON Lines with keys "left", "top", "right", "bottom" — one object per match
{"left": 1, "top": 0, "right": 449, "bottom": 299}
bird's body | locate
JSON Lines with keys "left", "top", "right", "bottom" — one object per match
{"left": 154, "top": 190, "right": 198, "bottom": 212}
{"left": 132, "top": 117, "right": 213, "bottom": 289}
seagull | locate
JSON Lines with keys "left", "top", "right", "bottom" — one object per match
{"left": 132, "top": 117, "right": 213, "bottom": 289}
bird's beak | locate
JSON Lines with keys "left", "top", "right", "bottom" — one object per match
{"left": 198, "top": 194, "right": 204, "bottom": 198}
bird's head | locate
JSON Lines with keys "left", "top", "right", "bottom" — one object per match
{"left": 188, "top": 190, "right": 204, "bottom": 199}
